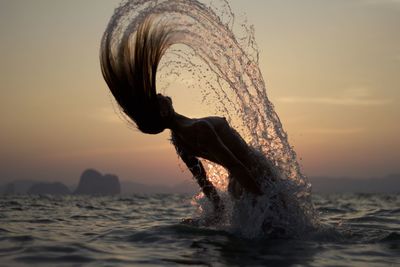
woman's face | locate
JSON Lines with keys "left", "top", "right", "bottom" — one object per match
{"left": 157, "top": 94, "right": 174, "bottom": 119}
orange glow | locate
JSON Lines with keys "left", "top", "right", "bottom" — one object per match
{"left": 0, "top": 0, "right": 399, "bottom": 184}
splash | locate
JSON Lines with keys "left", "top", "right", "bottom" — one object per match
{"left": 102, "top": 0, "right": 316, "bottom": 238}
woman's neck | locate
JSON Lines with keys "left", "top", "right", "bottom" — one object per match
{"left": 168, "top": 112, "right": 191, "bottom": 132}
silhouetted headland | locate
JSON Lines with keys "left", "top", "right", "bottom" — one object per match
{"left": 1, "top": 180, "right": 36, "bottom": 195}
{"left": 27, "top": 182, "right": 70, "bottom": 195}
{"left": 74, "top": 169, "right": 121, "bottom": 195}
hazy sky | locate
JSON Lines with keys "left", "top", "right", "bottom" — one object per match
{"left": 0, "top": 0, "right": 399, "bottom": 185}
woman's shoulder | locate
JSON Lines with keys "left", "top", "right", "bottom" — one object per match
{"left": 197, "top": 116, "right": 227, "bottom": 125}
{"left": 192, "top": 116, "right": 228, "bottom": 129}
{"left": 176, "top": 116, "right": 229, "bottom": 134}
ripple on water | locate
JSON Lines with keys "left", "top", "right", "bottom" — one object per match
{"left": 380, "top": 232, "right": 400, "bottom": 242}
{"left": 5, "top": 235, "right": 36, "bottom": 242}
{"left": 15, "top": 254, "right": 95, "bottom": 264}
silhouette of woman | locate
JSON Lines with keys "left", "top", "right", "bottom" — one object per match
{"left": 100, "top": 17, "right": 262, "bottom": 213}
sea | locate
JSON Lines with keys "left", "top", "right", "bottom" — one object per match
{"left": 0, "top": 193, "right": 399, "bottom": 266}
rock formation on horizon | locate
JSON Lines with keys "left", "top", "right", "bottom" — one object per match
{"left": 27, "top": 182, "right": 70, "bottom": 195}
{"left": 74, "top": 169, "right": 121, "bottom": 195}
{"left": 1, "top": 180, "right": 36, "bottom": 195}
{"left": 3, "top": 183, "right": 15, "bottom": 195}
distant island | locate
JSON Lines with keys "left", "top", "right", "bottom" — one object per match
{"left": 0, "top": 169, "right": 121, "bottom": 196}
{"left": 27, "top": 182, "right": 70, "bottom": 195}
{"left": 74, "top": 169, "right": 121, "bottom": 195}
{"left": 0, "top": 172, "right": 399, "bottom": 195}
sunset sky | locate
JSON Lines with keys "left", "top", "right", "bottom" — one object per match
{"left": 0, "top": 0, "right": 399, "bottom": 186}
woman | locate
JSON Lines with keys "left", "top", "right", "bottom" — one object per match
{"left": 100, "top": 17, "right": 262, "bottom": 213}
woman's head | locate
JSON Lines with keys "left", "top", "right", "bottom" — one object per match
{"left": 157, "top": 94, "right": 174, "bottom": 123}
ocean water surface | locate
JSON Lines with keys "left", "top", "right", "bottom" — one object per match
{"left": 0, "top": 194, "right": 399, "bottom": 266}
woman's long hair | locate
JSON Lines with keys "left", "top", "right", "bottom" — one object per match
{"left": 100, "top": 16, "right": 174, "bottom": 134}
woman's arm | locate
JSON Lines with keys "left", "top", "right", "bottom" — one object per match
{"left": 195, "top": 120, "right": 262, "bottom": 196}
{"left": 179, "top": 151, "right": 224, "bottom": 213}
